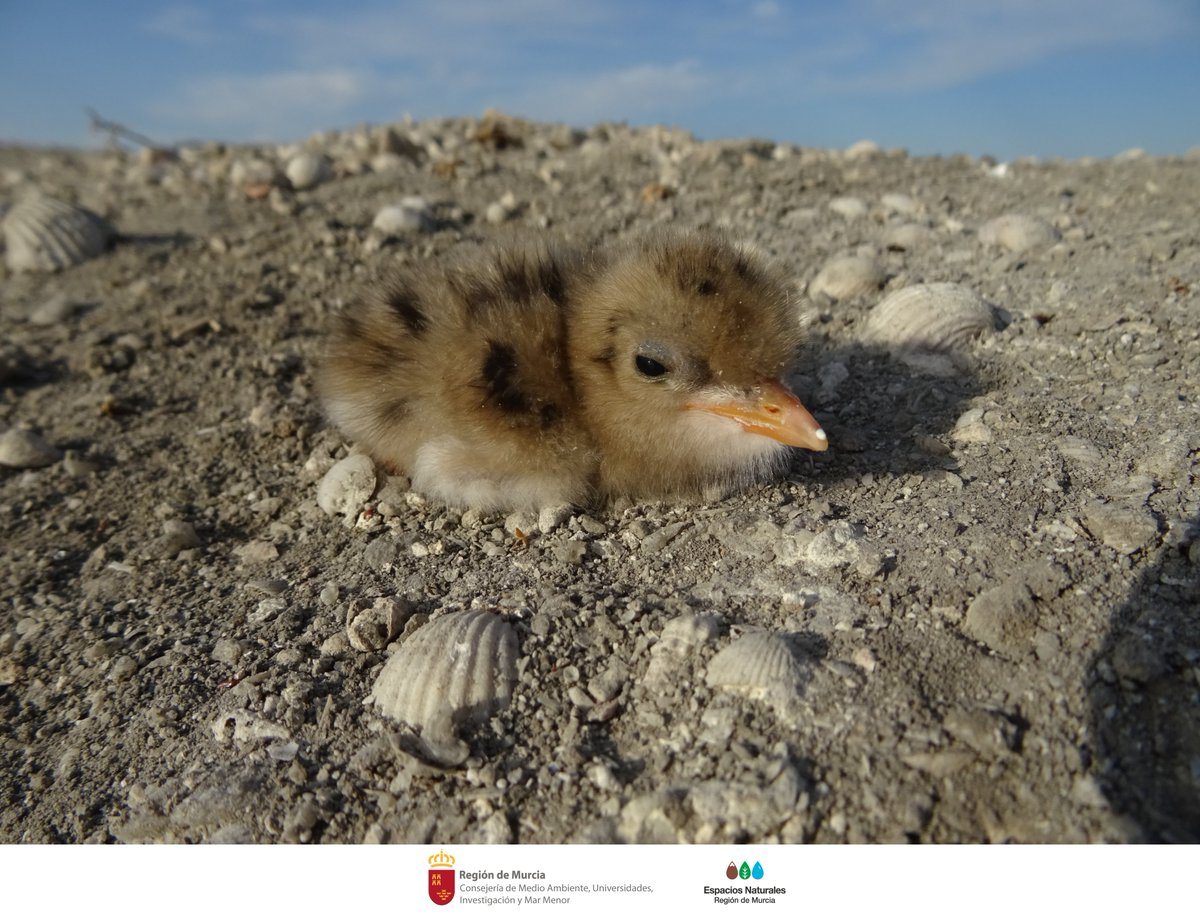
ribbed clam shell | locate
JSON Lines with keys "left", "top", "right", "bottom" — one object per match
{"left": 706, "top": 632, "right": 801, "bottom": 699}
{"left": 366, "top": 610, "right": 517, "bottom": 733}
{"left": 3, "top": 192, "right": 114, "bottom": 272}
{"left": 863, "top": 283, "right": 994, "bottom": 351}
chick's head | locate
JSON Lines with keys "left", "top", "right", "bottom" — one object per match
{"left": 570, "top": 233, "right": 826, "bottom": 498}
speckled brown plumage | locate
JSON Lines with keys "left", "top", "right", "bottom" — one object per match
{"left": 317, "top": 232, "right": 826, "bottom": 510}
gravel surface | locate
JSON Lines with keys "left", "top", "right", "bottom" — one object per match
{"left": 1, "top": 114, "right": 1197, "bottom": 843}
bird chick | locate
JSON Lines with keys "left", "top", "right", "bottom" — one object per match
{"left": 318, "top": 232, "right": 827, "bottom": 511}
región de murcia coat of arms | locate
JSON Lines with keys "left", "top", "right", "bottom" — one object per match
{"left": 428, "top": 849, "right": 456, "bottom": 906}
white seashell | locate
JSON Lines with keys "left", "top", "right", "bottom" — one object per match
{"left": 827, "top": 196, "right": 867, "bottom": 220}
{"left": 366, "top": 610, "right": 518, "bottom": 736}
{"left": 863, "top": 283, "right": 994, "bottom": 352}
{"left": 285, "top": 152, "right": 331, "bottom": 190}
{"left": 0, "top": 427, "right": 61, "bottom": 468}
{"left": 706, "top": 632, "right": 802, "bottom": 700}
{"left": 809, "top": 254, "right": 886, "bottom": 301}
{"left": 372, "top": 197, "right": 433, "bottom": 234}
{"left": 978, "top": 214, "right": 1060, "bottom": 254}
{"left": 3, "top": 192, "right": 113, "bottom": 272}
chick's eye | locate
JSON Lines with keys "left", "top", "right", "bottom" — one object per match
{"left": 635, "top": 354, "right": 669, "bottom": 378}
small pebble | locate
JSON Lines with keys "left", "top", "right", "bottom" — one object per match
{"left": 880, "top": 222, "right": 932, "bottom": 250}
{"left": 62, "top": 450, "right": 99, "bottom": 477}
{"left": 880, "top": 192, "right": 920, "bottom": 215}
{"left": 538, "top": 504, "right": 573, "bottom": 534}
{"left": 640, "top": 521, "right": 689, "bottom": 554}
{"left": 285, "top": 152, "right": 330, "bottom": 190}
{"left": 346, "top": 595, "right": 411, "bottom": 652}
{"left": 372, "top": 198, "right": 434, "bottom": 234}
{"left": 268, "top": 741, "right": 300, "bottom": 762}
{"left": 1083, "top": 502, "right": 1159, "bottom": 555}
{"left": 952, "top": 408, "right": 993, "bottom": 444}
{"left": 28, "top": 292, "right": 77, "bottom": 326}
{"left": 962, "top": 580, "right": 1037, "bottom": 657}
{"left": 0, "top": 428, "right": 61, "bottom": 469}
{"left": 229, "top": 158, "right": 278, "bottom": 188}
{"left": 828, "top": 196, "right": 867, "bottom": 219}
{"left": 246, "top": 578, "right": 288, "bottom": 596}
{"left": 317, "top": 454, "right": 377, "bottom": 518}
{"left": 156, "top": 519, "right": 203, "bottom": 558}
{"left": 979, "top": 214, "right": 1061, "bottom": 254}
{"left": 235, "top": 540, "right": 279, "bottom": 564}
{"left": 845, "top": 139, "right": 882, "bottom": 158}
{"left": 109, "top": 656, "right": 138, "bottom": 682}
{"left": 809, "top": 254, "right": 886, "bottom": 301}
{"left": 212, "top": 638, "right": 244, "bottom": 665}
{"left": 554, "top": 539, "right": 587, "bottom": 565}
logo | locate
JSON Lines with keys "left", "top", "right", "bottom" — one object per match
{"left": 428, "top": 849, "right": 456, "bottom": 906}
{"left": 724, "top": 860, "right": 765, "bottom": 880}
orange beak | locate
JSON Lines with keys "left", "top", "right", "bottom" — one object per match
{"left": 689, "top": 379, "right": 829, "bottom": 452}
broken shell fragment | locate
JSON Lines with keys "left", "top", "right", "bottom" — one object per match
{"left": 706, "top": 632, "right": 803, "bottom": 700}
{"left": 863, "top": 283, "right": 994, "bottom": 352}
{"left": 366, "top": 609, "right": 518, "bottom": 738}
{"left": 346, "top": 595, "right": 412, "bottom": 652}
{"left": 3, "top": 192, "right": 114, "bottom": 272}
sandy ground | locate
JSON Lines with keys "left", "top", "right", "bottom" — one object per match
{"left": 1, "top": 115, "right": 1197, "bottom": 843}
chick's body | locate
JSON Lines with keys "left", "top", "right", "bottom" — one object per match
{"left": 319, "top": 234, "right": 826, "bottom": 511}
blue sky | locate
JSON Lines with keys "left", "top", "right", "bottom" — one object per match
{"left": 2, "top": 1, "right": 1198, "bottom": 159}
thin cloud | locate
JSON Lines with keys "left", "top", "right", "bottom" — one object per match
{"left": 249, "top": 2, "right": 609, "bottom": 65}
{"left": 801, "top": 0, "right": 1192, "bottom": 93}
{"left": 512, "top": 61, "right": 712, "bottom": 124}
{"left": 142, "top": 4, "right": 218, "bottom": 45}
{"left": 151, "top": 69, "right": 372, "bottom": 140}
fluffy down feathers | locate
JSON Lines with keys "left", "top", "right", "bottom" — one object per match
{"left": 318, "top": 232, "right": 826, "bottom": 510}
